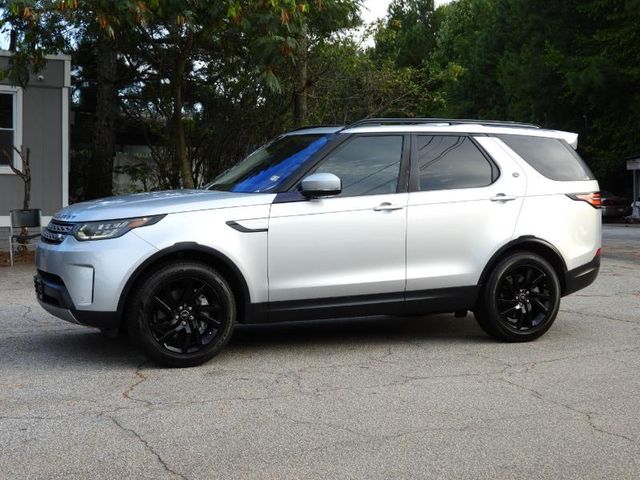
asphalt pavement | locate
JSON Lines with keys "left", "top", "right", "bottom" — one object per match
{"left": 0, "top": 225, "right": 639, "bottom": 479}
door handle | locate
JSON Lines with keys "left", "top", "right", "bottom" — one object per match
{"left": 373, "top": 202, "right": 405, "bottom": 212}
{"left": 490, "top": 193, "right": 517, "bottom": 203}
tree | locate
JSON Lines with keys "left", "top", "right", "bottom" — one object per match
{"left": 1, "top": 0, "right": 324, "bottom": 190}
{"left": 304, "top": 39, "right": 442, "bottom": 123}
{"left": 371, "top": 0, "right": 437, "bottom": 69}
{"left": 290, "top": 0, "right": 361, "bottom": 127}
{"left": 430, "top": 0, "right": 640, "bottom": 190}
{"left": 430, "top": 0, "right": 500, "bottom": 118}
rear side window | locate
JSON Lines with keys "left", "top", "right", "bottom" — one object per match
{"left": 497, "top": 135, "right": 594, "bottom": 181}
{"left": 416, "top": 135, "right": 496, "bottom": 191}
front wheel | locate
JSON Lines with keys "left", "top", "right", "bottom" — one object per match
{"left": 127, "top": 261, "right": 236, "bottom": 367}
{"left": 474, "top": 252, "right": 561, "bottom": 342}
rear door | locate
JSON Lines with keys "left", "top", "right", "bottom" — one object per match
{"left": 406, "top": 134, "right": 527, "bottom": 297}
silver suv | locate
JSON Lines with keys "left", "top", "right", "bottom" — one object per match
{"left": 36, "top": 118, "right": 602, "bottom": 367}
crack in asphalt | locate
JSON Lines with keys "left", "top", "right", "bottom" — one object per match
{"left": 273, "top": 409, "right": 369, "bottom": 440}
{"left": 112, "top": 347, "right": 639, "bottom": 411}
{"left": 572, "top": 294, "right": 621, "bottom": 298}
{"left": 128, "top": 364, "right": 519, "bottom": 410}
{"left": 122, "top": 361, "right": 153, "bottom": 407}
{"left": 0, "top": 415, "right": 67, "bottom": 421}
{"left": 498, "top": 377, "right": 636, "bottom": 444}
{"left": 561, "top": 309, "right": 639, "bottom": 326}
{"left": 297, "top": 425, "right": 471, "bottom": 455}
{"left": 107, "top": 415, "right": 188, "bottom": 480}
{"left": 294, "top": 410, "right": 548, "bottom": 455}
{"left": 513, "top": 348, "right": 640, "bottom": 374}
{"left": 93, "top": 360, "right": 190, "bottom": 479}
{"left": 21, "top": 306, "right": 32, "bottom": 320}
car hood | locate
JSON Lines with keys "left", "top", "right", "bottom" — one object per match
{"left": 53, "top": 189, "right": 276, "bottom": 223}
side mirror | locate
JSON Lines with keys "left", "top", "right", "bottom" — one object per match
{"left": 300, "top": 173, "right": 342, "bottom": 198}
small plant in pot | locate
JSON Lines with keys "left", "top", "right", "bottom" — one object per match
{"left": 3, "top": 145, "right": 40, "bottom": 256}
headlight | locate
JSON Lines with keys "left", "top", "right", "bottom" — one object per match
{"left": 73, "top": 215, "right": 165, "bottom": 241}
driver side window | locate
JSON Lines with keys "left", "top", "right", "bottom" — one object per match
{"left": 313, "top": 135, "right": 404, "bottom": 197}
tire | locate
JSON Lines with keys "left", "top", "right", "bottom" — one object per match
{"left": 127, "top": 261, "right": 236, "bottom": 367}
{"left": 474, "top": 252, "right": 561, "bottom": 342}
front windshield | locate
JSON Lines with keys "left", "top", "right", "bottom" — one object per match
{"left": 207, "top": 133, "right": 330, "bottom": 193}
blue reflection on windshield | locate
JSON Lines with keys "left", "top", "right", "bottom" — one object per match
{"left": 231, "top": 135, "right": 330, "bottom": 193}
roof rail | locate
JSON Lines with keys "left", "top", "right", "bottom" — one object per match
{"left": 288, "top": 124, "right": 343, "bottom": 132}
{"left": 343, "top": 117, "right": 541, "bottom": 130}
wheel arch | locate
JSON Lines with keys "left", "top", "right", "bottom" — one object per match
{"left": 478, "top": 236, "right": 568, "bottom": 294}
{"left": 117, "top": 242, "right": 253, "bottom": 323}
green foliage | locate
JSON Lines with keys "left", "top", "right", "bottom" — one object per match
{"left": 305, "top": 39, "right": 443, "bottom": 123}
{"left": 429, "top": 0, "right": 640, "bottom": 191}
{"left": 371, "top": 0, "right": 437, "bottom": 69}
{"left": 2, "top": 0, "right": 638, "bottom": 194}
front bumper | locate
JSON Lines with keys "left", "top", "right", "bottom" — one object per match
{"left": 34, "top": 272, "right": 121, "bottom": 328}
{"left": 35, "top": 231, "right": 158, "bottom": 327}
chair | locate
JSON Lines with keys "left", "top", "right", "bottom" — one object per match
{"left": 9, "top": 209, "right": 42, "bottom": 266}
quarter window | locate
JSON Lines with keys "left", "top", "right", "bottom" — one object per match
{"left": 417, "top": 135, "right": 495, "bottom": 191}
{"left": 314, "top": 135, "right": 403, "bottom": 197}
{"left": 497, "top": 134, "right": 594, "bottom": 181}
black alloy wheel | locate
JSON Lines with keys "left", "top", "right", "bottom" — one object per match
{"left": 474, "top": 252, "right": 561, "bottom": 342}
{"left": 495, "top": 263, "right": 554, "bottom": 332}
{"left": 147, "top": 276, "right": 224, "bottom": 354}
{"left": 128, "top": 261, "right": 236, "bottom": 367}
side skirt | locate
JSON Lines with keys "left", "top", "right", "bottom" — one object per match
{"left": 243, "top": 286, "right": 479, "bottom": 324}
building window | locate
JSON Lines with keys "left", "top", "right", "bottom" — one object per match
{"left": 0, "top": 86, "right": 22, "bottom": 174}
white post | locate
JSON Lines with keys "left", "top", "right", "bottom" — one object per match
{"left": 629, "top": 159, "right": 640, "bottom": 219}
{"left": 634, "top": 170, "right": 639, "bottom": 218}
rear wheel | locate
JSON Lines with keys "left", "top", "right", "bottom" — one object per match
{"left": 127, "top": 261, "right": 235, "bottom": 367}
{"left": 474, "top": 252, "right": 561, "bottom": 342}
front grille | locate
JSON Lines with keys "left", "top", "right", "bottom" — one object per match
{"left": 42, "top": 219, "right": 75, "bottom": 244}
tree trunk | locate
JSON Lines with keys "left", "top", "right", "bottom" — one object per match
{"left": 171, "top": 35, "right": 194, "bottom": 189}
{"left": 9, "top": 30, "right": 17, "bottom": 52}
{"left": 5, "top": 145, "right": 30, "bottom": 209}
{"left": 21, "top": 146, "right": 30, "bottom": 209}
{"left": 172, "top": 57, "right": 193, "bottom": 189}
{"left": 89, "top": 35, "right": 118, "bottom": 199}
{"left": 293, "top": 24, "right": 309, "bottom": 128}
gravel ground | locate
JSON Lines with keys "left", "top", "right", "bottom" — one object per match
{"left": 0, "top": 225, "right": 639, "bottom": 479}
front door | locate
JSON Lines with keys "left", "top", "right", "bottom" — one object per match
{"left": 268, "top": 134, "right": 410, "bottom": 306}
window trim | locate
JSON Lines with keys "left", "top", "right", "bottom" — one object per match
{"left": 0, "top": 85, "right": 23, "bottom": 175}
{"left": 283, "top": 132, "right": 411, "bottom": 199}
{"left": 408, "top": 133, "right": 500, "bottom": 193}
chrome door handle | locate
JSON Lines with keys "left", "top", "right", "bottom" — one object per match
{"left": 374, "top": 202, "right": 405, "bottom": 212}
{"left": 490, "top": 194, "right": 517, "bottom": 203}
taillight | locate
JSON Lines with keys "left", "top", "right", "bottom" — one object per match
{"left": 567, "top": 192, "right": 601, "bottom": 208}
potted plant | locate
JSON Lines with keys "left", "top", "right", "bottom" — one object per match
{"left": 3, "top": 145, "right": 40, "bottom": 255}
